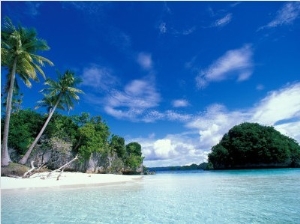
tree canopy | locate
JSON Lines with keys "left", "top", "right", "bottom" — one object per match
{"left": 208, "top": 122, "right": 300, "bottom": 169}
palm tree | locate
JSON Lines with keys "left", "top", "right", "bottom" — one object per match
{"left": 1, "top": 17, "right": 53, "bottom": 166}
{"left": 19, "top": 70, "right": 84, "bottom": 164}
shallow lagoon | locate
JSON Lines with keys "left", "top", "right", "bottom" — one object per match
{"left": 2, "top": 169, "right": 300, "bottom": 223}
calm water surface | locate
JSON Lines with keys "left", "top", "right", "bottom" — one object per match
{"left": 2, "top": 169, "right": 300, "bottom": 223}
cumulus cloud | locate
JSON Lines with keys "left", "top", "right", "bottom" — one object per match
{"left": 172, "top": 99, "right": 189, "bottom": 108}
{"left": 264, "top": 2, "right": 300, "bottom": 28}
{"left": 186, "top": 104, "right": 249, "bottom": 149}
{"left": 213, "top": 13, "right": 232, "bottom": 27}
{"left": 129, "top": 132, "right": 208, "bottom": 167}
{"left": 196, "top": 44, "right": 253, "bottom": 88}
{"left": 140, "top": 82, "right": 300, "bottom": 167}
{"left": 188, "top": 82, "right": 300, "bottom": 150}
{"left": 137, "top": 52, "right": 153, "bottom": 70}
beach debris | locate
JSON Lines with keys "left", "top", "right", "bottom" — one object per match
{"left": 22, "top": 161, "right": 36, "bottom": 178}
{"left": 47, "top": 155, "right": 78, "bottom": 180}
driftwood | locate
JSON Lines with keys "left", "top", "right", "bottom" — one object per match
{"left": 23, "top": 161, "right": 36, "bottom": 178}
{"left": 36, "top": 163, "right": 46, "bottom": 172}
{"left": 23, "top": 162, "right": 47, "bottom": 178}
{"left": 47, "top": 155, "right": 78, "bottom": 180}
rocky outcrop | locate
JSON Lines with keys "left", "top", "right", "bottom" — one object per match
{"left": 29, "top": 137, "right": 74, "bottom": 170}
{"left": 11, "top": 136, "right": 143, "bottom": 174}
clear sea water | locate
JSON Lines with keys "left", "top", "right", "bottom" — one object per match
{"left": 2, "top": 169, "right": 300, "bottom": 224}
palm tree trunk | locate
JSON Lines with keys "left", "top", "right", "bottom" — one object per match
{"left": 1, "top": 57, "right": 17, "bottom": 166}
{"left": 19, "top": 95, "right": 62, "bottom": 165}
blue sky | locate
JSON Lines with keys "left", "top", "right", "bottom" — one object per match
{"left": 2, "top": 1, "right": 300, "bottom": 167}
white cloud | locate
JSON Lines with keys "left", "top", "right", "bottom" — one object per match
{"left": 275, "top": 121, "right": 300, "bottom": 145}
{"left": 81, "top": 66, "right": 118, "bottom": 91}
{"left": 153, "top": 139, "right": 176, "bottom": 159}
{"left": 139, "top": 82, "right": 300, "bottom": 167}
{"left": 182, "top": 27, "right": 196, "bottom": 35}
{"left": 188, "top": 82, "right": 300, "bottom": 150}
{"left": 196, "top": 45, "right": 253, "bottom": 88}
{"left": 265, "top": 2, "right": 300, "bottom": 28}
{"left": 251, "top": 82, "right": 300, "bottom": 126}
{"left": 186, "top": 104, "right": 248, "bottom": 149}
{"left": 166, "top": 110, "right": 191, "bottom": 121}
{"left": 137, "top": 52, "right": 153, "bottom": 70}
{"left": 213, "top": 13, "right": 232, "bottom": 27}
{"left": 104, "top": 78, "right": 161, "bottom": 120}
{"left": 129, "top": 132, "right": 208, "bottom": 167}
{"left": 143, "top": 110, "right": 165, "bottom": 123}
{"left": 159, "top": 22, "right": 167, "bottom": 34}
{"left": 142, "top": 110, "right": 191, "bottom": 123}
{"left": 172, "top": 99, "right": 189, "bottom": 108}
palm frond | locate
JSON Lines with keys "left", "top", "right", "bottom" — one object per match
{"left": 1, "top": 17, "right": 53, "bottom": 88}
{"left": 38, "top": 70, "right": 84, "bottom": 112}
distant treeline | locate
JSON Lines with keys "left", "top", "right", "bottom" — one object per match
{"left": 147, "top": 162, "right": 208, "bottom": 172}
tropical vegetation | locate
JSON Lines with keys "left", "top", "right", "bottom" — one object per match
{"left": 19, "top": 70, "right": 83, "bottom": 164}
{"left": 207, "top": 122, "right": 300, "bottom": 169}
{"left": 1, "top": 17, "right": 144, "bottom": 174}
{"left": 1, "top": 17, "right": 53, "bottom": 166}
{"left": 1, "top": 110, "right": 144, "bottom": 173}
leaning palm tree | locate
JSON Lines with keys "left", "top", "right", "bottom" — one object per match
{"left": 19, "top": 70, "right": 84, "bottom": 165}
{"left": 1, "top": 17, "right": 53, "bottom": 166}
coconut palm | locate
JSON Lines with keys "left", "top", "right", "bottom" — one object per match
{"left": 1, "top": 17, "right": 53, "bottom": 166}
{"left": 19, "top": 70, "right": 84, "bottom": 164}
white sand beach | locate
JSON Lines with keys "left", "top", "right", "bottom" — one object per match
{"left": 1, "top": 172, "right": 143, "bottom": 190}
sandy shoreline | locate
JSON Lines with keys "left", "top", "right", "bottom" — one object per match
{"left": 1, "top": 172, "right": 143, "bottom": 190}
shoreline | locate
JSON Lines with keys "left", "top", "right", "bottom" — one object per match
{"left": 1, "top": 172, "right": 143, "bottom": 191}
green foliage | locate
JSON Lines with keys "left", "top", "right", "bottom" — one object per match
{"left": 76, "top": 115, "right": 110, "bottom": 160}
{"left": 126, "top": 142, "right": 142, "bottom": 156}
{"left": 45, "top": 113, "right": 78, "bottom": 143}
{"left": 1, "top": 17, "right": 53, "bottom": 85}
{"left": 125, "top": 142, "right": 143, "bottom": 169}
{"left": 41, "top": 70, "right": 83, "bottom": 111}
{"left": 2, "top": 88, "right": 23, "bottom": 114}
{"left": 109, "top": 135, "right": 126, "bottom": 158}
{"left": 1, "top": 109, "right": 44, "bottom": 154}
{"left": 208, "top": 122, "right": 300, "bottom": 169}
{"left": 18, "top": 70, "right": 84, "bottom": 165}
{"left": 1, "top": 17, "right": 53, "bottom": 166}
{"left": 3, "top": 108, "right": 145, "bottom": 173}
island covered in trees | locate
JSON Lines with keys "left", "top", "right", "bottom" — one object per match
{"left": 207, "top": 122, "right": 300, "bottom": 169}
{"left": 149, "top": 122, "right": 300, "bottom": 172}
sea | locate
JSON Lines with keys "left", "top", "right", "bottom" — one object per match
{"left": 2, "top": 169, "right": 300, "bottom": 224}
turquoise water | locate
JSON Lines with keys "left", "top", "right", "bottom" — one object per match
{"left": 2, "top": 169, "right": 300, "bottom": 223}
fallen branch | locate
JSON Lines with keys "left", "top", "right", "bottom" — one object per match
{"left": 23, "top": 161, "right": 36, "bottom": 178}
{"left": 56, "top": 168, "right": 65, "bottom": 181}
{"left": 47, "top": 155, "right": 78, "bottom": 179}
{"left": 36, "top": 163, "right": 46, "bottom": 172}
